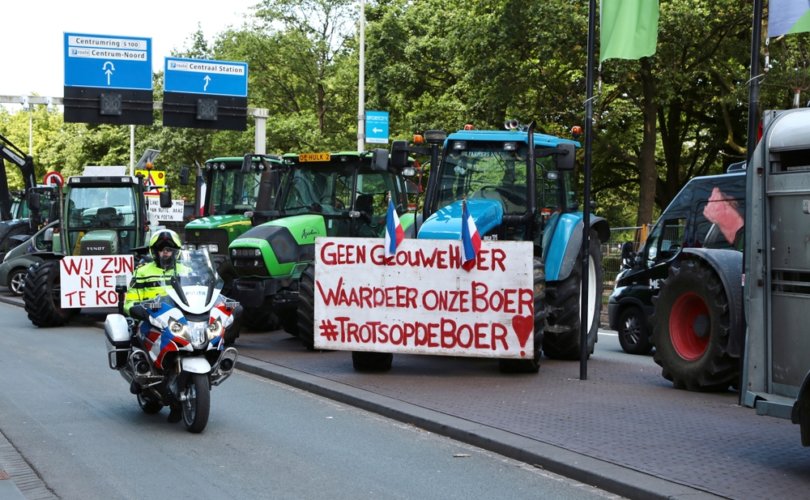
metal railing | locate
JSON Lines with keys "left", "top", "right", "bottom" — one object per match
{"left": 599, "top": 226, "right": 648, "bottom": 327}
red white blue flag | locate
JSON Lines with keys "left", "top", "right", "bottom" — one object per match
{"left": 385, "top": 198, "right": 404, "bottom": 258}
{"left": 461, "top": 200, "right": 481, "bottom": 271}
{"left": 197, "top": 163, "right": 207, "bottom": 216}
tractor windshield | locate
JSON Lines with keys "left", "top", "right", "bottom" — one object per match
{"left": 66, "top": 185, "right": 138, "bottom": 253}
{"left": 279, "top": 160, "right": 408, "bottom": 237}
{"left": 435, "top": 142, "right": 573, "bottom": 215}
{"left": 283, "top": 167, "right": 406, "bottom": 213}
{"left": 207, "top": 168, "right": 262, "bottom": 216}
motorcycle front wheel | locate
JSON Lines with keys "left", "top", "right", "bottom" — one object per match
{"left": 181, "top": 373, "right": 210, "bottom": 433}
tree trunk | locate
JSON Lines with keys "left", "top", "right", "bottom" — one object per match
{"left": 637, "top": 58, "right": 658, "bottom": 227}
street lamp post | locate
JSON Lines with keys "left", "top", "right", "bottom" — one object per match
{"left": 357, "top": 0, "right": 366, "bottom": 151}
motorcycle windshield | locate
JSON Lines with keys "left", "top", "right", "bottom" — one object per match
{"left": 165, "top": 248, "right": 224, "bottom": 314}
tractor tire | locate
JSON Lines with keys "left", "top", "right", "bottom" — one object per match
{"left": 277, "top": 308, "right": 299, "bottom": 336}
{"left": 652, "top": 258, "right": 738, "bottom": 391}
{"left": 617, "top": 306, "right": 652, "bottom": 355}
{"left": 543, "top": 230, "right": 603, "bottom": 360}
{"left": 242, "top": 305, "right": 278, "bottom": 332}
{"left": 23, "top": 260, "right": 78, "bottom": 327}
{"left": 499, "top": 258, "right": 545, "bottom": 373}
{"left": 296, "top": 264, "right": 317, "bottom": 350}
{"left": 352, "top": 351, "right": 393, "bottom": 372}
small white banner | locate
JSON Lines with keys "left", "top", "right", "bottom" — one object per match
{"left": 313, "top": 238, "right": 535, "bottom": 359}
{"left": 60, "top": 255, "right": 134, "bottom": 308}
{"left": 146, "top": 197, "right": 184, "bottom": 222}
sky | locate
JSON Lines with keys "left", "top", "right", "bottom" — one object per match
{"left": 2, "top": 0, "right": 259, "bottom": 101}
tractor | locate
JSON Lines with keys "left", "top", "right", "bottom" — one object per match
{"left": 183, "top": 153, "right": 284, "bottom": 290}
{"left": 22, "top": 173, "right": 168, "bottom": 327}
{"left": 348, "top": 122, "right": 610, "bottom": 372}
{"left": 608, "top": 165, "right": 746, "bottom": 355}
{"left": 228, "top": 149, "right": 417, "bottom": 346}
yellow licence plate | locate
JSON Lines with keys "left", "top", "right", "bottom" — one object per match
{"left": 299, "top": 152, "right": 331, "bottom": 162}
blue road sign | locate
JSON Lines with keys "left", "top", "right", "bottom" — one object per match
{"left": 64, "top": 33, "right": 152, "bottom": 90}
{"left": 164, "top": 57, "right": 248, "bottom": 97}
{"left": 366, "top": 110, "right": 389, "bottom": 144}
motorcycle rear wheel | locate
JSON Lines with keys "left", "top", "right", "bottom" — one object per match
{"left": 182, "top": 373, "right": 210, "bottom": 433}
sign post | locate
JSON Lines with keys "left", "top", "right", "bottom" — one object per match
{"left": 163, "top": 57, "right": 249, "bottom": 131}
{"left": 365, "top": 110, "right": 389, "bottom": 145}
{"left": 63, "top": 32, "right": 153, "bottom": 125}
{"left": 43, "top": 171, "right": 64, "bottom": 187}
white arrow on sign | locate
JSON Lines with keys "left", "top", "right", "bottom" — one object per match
{"left": 373, "top": 127, "right": 383, "bottom": 134}
{"left": 102, "top": 61, "right": 115, "bottom": 85}
{"left": 203, "top": 75, "right": 211, "bottom": 91}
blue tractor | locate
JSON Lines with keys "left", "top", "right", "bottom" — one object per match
{"left": 356, "top": 122, "right": 610, "bottom": 372}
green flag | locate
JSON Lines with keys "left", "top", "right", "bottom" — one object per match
{"left": 600, "top": 0, "right": 659, "bottom": 62}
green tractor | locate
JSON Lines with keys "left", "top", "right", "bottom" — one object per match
{"left": 23, "top": 174, "right": 166, "bottom": 327}
{"left": 228, "top": 150, "right": 417, "bottom": 347}
{"left": 183, "top": 154, "right": 284, "bottom": 290}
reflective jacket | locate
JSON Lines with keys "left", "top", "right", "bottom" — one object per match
{"left": 123, "top": 261, "right": 180, "bottom": 315}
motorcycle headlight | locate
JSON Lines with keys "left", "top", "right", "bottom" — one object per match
{"left": 169, "top": 318, "right": 187, "bottom": 336}
{"left": 207, "top": 319, "right": 224, "bottom": 340}
{"left": 187, "top": 321, "right": 209, "bottom": 345}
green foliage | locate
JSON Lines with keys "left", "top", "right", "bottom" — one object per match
{"left": 4, "top": 0, "right": 809, "bottom": 230}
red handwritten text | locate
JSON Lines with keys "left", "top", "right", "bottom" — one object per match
{"left": 323, "top": 317, "right": 511, "bottom": 351}
{"left": 319, "top": 241, "right": 506, "bottom": 272}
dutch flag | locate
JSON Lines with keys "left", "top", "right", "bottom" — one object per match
{"left": 461, "top": 200, "right": 481, "bottom": 271}
{"left": 385, "top": 198, "right": 404, "bottom": 258}
{"left": 197, "top": 163, "right": 207, "bottom": 217}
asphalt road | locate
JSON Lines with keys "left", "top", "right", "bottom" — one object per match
{"left": 3, "top": 289, "right": 810, "bottom": 499}
{"left": 0, "top": 301, "right": 621, "bottom": 500}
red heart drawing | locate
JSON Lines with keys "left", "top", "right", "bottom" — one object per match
{"left": 511, "top": 315, "right": 534, "bottom": 349}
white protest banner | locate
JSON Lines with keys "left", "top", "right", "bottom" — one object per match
{"left": 146, "top": 196, "right": 184, "bottom": 222}
{"left": 313, "top": 237, "right": 535, "bottom": 359}
{"left": 60, "top": 255, "right": 134, "bottom": 308}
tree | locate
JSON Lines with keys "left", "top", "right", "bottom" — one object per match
{"left": 596, "top": 0, "right": 751, "bottom": 226}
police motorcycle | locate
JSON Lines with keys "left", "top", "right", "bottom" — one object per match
{"left": 104, "top": 248, "right": 239, "bottom": 433}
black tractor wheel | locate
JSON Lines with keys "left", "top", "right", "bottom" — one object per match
{"left": 242, "top": 305, "right": 278, "bottom": 332}
{"left": 23, "top": 261, "right": 78, "bottom": 327}
{"left": 617, "top": 306, "right": 652, "bottom": 355}
{"left": 499, "top": 258, "right": 545, "bottom": 373}
{"left": 543, "top": 231, "right": 603, "bottom": 360}
{"left": 352, "top": 351, "right": 393, "bottom": 372}
{"left": 277, "top": 308, "right": 299, "bottom": 336}
{"left": 651, "top": 259, "right": 738, "bottom": 391}
{"left": 7, "top": 267, "right": 28, "bottom": 296}
{"left": 296, "top": 264, "right": 317, "bottom": 350}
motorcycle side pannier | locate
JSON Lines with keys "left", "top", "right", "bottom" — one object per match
{"left": 104, "top": 314, "right": 131, "bottom": 370}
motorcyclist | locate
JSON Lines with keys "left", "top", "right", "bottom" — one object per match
{"left": 123, "top": 229, "right": 186, "bottom": 423}
{"left": 123, "top": 229, "right": 185, "bottom": 317}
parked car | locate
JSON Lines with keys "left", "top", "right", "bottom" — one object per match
{"left": 0, "top": 220, "right": 57, "bottom": 296}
